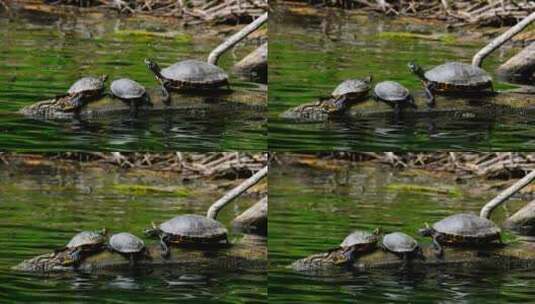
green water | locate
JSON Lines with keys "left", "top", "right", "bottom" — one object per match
{"left": 268, "top": 159, "right": 535, "bottom": 303}
{"left": 0, "top": 162, "right": 266, "bottom": 303}
{"left": 269, "top": 6, "right": 534, "bottom": 151}
{"left": 0, "top": 13, "right": 266, "bottom": 151}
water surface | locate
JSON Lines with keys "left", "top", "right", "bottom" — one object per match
{"left": 269, "top": 159, "right": 534, "bottom": 303}
{"left": 0, "top": 161, "right": 266, "bottom": 303}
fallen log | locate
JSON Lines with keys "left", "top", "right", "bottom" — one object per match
{"left": 232, "top": 196, "right": 267, "bottom": 234}
{"left": 233, "top": 42, "right": 267, "bottom": 83}
{"left": 505, "top": 200, "right": 535, "bottom": 235}
{"left": 496, "top": 42, "right": 535, "bottom": 83}
{"left": 18, "top": 86, "right": 266, "bottom": 120}
{"left": 291, "top": 241, "right": 535, "bottom": 272}
{"left": 13, "top": 233, "right": 266, "bottom": 273}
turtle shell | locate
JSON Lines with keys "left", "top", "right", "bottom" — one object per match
{"left": 109, "top": 232, "right": 145, "bottom": 254}
{"left": 432, "top": 213, "right": 501, "bottom": 238}
{"left": 331, "top": 78, "right": 371, "bottom": 98}
{"left": 160, "top": 60, "right": 229, "bottom": 84}
{"left": 424, "top": 62, "right": 492, "bottom": 87}
{"left": 110, "top": 78, "right": 146, "bottom": 99}
{"left": 340, "top": 230, "right": 378, "bottom": 248}
{"left": 66, "top": 231, "right": 106, "bottom": 249}
{"left": 159, "top": 214, "right": 228, "bottom": 239}
{"left": 374, "top": 81, "right": 410, "bottom": 101}
{"left": 382, "top": 232, "right": 418, "bottom": 253}
{"left": 68, "top": 76, "right": 106, "bottom": 94}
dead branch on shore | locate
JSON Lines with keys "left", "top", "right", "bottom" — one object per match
{"left": 0, "top": 152, "right": 268, "bottom": 179}
{"left": 299, "top": 0, "right": 534, "bottom": 27}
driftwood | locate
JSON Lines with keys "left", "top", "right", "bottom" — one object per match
{"left": 232, "top": 196, "right": 267, "bottom": 234}
{"left": 472, "top": 12, "right": 535, "bottom": 67}
{"left": 207, "top": 12, "right": 268, "bottom": 65}
{"left": 13, "top": 234, "right": 266, "bottom": 273}
{"left": 505, "top": 200, "right": 535, "bottom": 235}
{"left": 233, "top": 42, "right": 267, "bottom": 82}
{"left": 291, "top": 241, "right": 535, "bottom": 272}
{"left": 496, "top": 42, "right": 535, "bottom": 83}
{"left": 207, "top": 166, "right": 268, "bottom": 219}
{"left": 481, "top": 170, "right": 535, "bottom": 219}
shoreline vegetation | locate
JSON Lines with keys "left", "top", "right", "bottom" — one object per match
{"left": 3, "top": 0, "right": 268, "bottom": 26}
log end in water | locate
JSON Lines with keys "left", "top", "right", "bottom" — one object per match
{"left": 233, "top": 42, "right": 267, "bottom": 83}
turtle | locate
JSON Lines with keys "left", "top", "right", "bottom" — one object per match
{"left": 56, "top": 229, "right": 107, "bottom": 266}
{"left": 329, "top": 228, "right": 381, "bottom": 265}
{"left": 110, "top": 78, "right": 151, "bottom": 114}
{"left": 144, "top": 214, "right": 229, "bottom": 258}
{"left": 144, "top": 58, "right": 230, "bottom": 104}
{"left": 408, "top": 61, "right": 493, "bottom": 107}
{"left": 372, "top": 81, "right": 417, "bottom": 115}
{"left": 381, "top": 232, "right": 425, "bottom": 263}
{"left": 316, "top": 76, "right": 373, "bottom": 114}
{"left": 57, "top": 75, "right": 108, "bottom": 112}
{"left": 419, "top": 213, "right": 502, "bottom": 258}
{"left": 108, "top": 232, "right": 148, "bottom": 266}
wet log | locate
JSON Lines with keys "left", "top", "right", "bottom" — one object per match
{"left": 496, "top": 42, "right": 535, "bottom": 83}
{"left": 18, "top": 86, "right": 266, "bottom": 120}
{"left": 282, "top": 91, "right": 535, "bottom": 122}
{"left": 232, "top": 196, "right": 267, "bottom": 234}
{"left": 233, "top": 42, "right": 267, "bottom": 83}
{"left": 291, "top": 241, "right": 535, "bottom": 272}
{"left": 12, "top": 234, "right": 266, "bottom": 273}
{"left": 505, "top": 200, "right": 535, "bottom": 235}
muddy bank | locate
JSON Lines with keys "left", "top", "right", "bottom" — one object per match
{"left": 13, "top": 234, "right": 266, "bottom": 273}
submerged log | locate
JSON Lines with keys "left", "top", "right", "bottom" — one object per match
{"left": 496, "top": 42, "right": 535, "bottom": 84}
{"left": 291, "top": 241, "right": 535, "bottom": 272}
{"left": 12, "top": 234, "right": 266, "bottom": 273}
{"left": 18, "top": 86, "right": 266, "bottom": 120}
{"left": 233, "top": 42, "right": 267, "bottom": 83}
{"left": 232, "top": 196, "right": 267, "bottom": 235}
{"left": 505, "top": 200, "right": 535, "bottom": 235}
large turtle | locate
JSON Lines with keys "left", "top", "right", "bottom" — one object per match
{"left": 372, "top": 81, "right": 417, "bottom": 115}
{"left": 317, "top": 76, "right": 372, "bottom": 114}
{"left": 144, "top": 214, "right": 229, "bottom": 258}
{"left": 56, "top": 229, "right": 107, "bottom": 266}
{"left": 108, "top": 232, "right": 148, "bottom": 266}
{"left": 110, "top": 78, "right": 151, "bottom": 114}
{"left": 144, "top": 58, "right": 229, "bottom": 103}
{"left": 57, "top": 75, "right": 108, "bottom": 112}
{"left": 419, "top": 213, "right": 502, "bottom": 257}
{"left": 408, "top": 61, "right": 493, "bottom": 107}
{"left": 381, "top": 232, "right": 425, "bottom": 263}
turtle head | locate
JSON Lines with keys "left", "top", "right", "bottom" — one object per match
{"left": 408, "top": 62, "right": 425, "bottom": 79}
{"left": 363, "top": 75, "right": 373, "bottom": 84}
{"left": 99, "top": 75, "right": 108, "bottom": 83}
{"left": 373, "top": 227, "right": 383, "bottom": 236}
{"left": 98, "top": 227, "right": 108, "bottom": 236}
{"left": 144, "top": 58, "right": 161, "bottom": 73}
{"left": 418, "top": 222, "right": 433, "bottom": 236}
{"left": 143, "top": 222, "right": 160, "bottom": 237}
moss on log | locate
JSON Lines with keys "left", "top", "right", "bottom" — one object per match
{"left": 12, "top": 234, "right": 266, "bottom": 273}
{"left": 291, "top": 241, "right": 535, "bottom": 272}
{"left": 18, "top": 86, "right": 266, "bottom": 120}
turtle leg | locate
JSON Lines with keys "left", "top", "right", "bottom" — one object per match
{"left": 70, "top": 248, "right": 82, "bottom": 267}
{"left": 417, "top": 247, "right": 426, "bottom": 261}
{"left": 129, "top": 254, "right": 135, "bottom": 267}
{"left": 160, "top": 82, "right": 171, "bottom": 105}
{"left": 400, "top": 253, "right": 409, "bottom": 271}
{"left": 424, "top": 83, "right": 436, "bottom": 108}
{"left": 408, "top": 95, "right": 417, "bottom": 109}
{"left": 394, "top": 103, "right": 401, "bottom": 117}
{"left": 160, "top": 235, "right": 170, "bottom": 258}
{"left": 431, "top": 234, "right": 443, "bottom": 258}
{"left": 68, "top": 94, "right": 85, "bottom": 111}
{"left": 341, "top": 247, "right": 355, "bottom": 264}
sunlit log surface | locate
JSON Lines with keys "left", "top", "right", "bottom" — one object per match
{"left": 13, "top": 234, "right": 266, "bottom": 273}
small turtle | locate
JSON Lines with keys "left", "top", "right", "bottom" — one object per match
{"left": 110, "top": 78, "right": 151, "bottom": 114}
{"left": 57, "top": 229, "right": 107, "bottom": 266}
{"left": 419, "top": 213, "right": 502, "bottom": 258}
{"left": 317, "top": 76, "right": 372, "bottom": 114}
{"left": 108, "top": 232, "right": 148, "bottom": 266}
{"left": 330, "top": 228, "right": 381, "bottom": 265}
{"left": 144, "top": 214, "right": 228, "bottom": 258}
{"left": 144, "top": 58, "right": 229, "bottom": 103}
{"left": 373, "top": 81, "right": 417, "bottom": 115}
{"left": 408, "top": 61, "right": 493, "bottom": 107}
{"left": 381, "top": 232, "right": 425, "bottom": 263}
{"left": 58, "top": 75, "right": 108, "bottom": 112}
